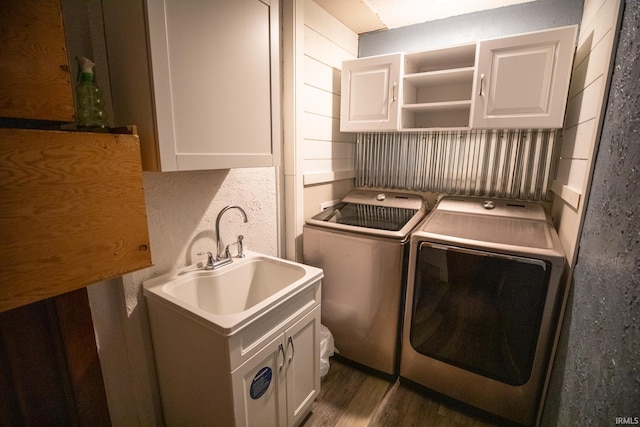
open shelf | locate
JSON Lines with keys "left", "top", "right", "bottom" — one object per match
{"left": 404, "top": 43, "right": 476, "bottom": 73}
{"left": 400, "top": 44, "right": 476, "bottom": 130}
{"left": 404, "top": 67, "right": 475, "bottom": 87}
{"left": 403, "top": 100, "right": 472, "bottom": 112}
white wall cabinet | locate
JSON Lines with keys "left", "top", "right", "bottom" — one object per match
{"left": 103, "top": 0, "right": 280, "bottom": 171}
{"left": 470, "top": 25, "right": 578, "bottom": 129}
{"left": 339, "top": 25, "right": 577, "bottom": 132}
{"left": 340, "top": 53, "right": 402, "bottom": 132}
{"left": 231, "top": 306, "right": 320, "bottom": 427}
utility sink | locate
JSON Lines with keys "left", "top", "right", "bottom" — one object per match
{"left": 143, "top": 251, "right": 323, "bottom": 334}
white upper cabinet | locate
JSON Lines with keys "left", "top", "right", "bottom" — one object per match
{"left": 470, "top": 25, "right": 578, "bottom": 129}
{"left": 103, "top": 0, "right": 280, "bottom": 171}
{"left": 339, "top": 25, "right": 577, "bottom": 133}
{"left": 340, "top": 53, "right": 402, "bottom": 132}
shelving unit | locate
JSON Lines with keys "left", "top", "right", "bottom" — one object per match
{"left": 401, "top": 43, "right": 476, "bottom": 130}
{"left": 339, "top": 26, "right": 577, "bottom": 132}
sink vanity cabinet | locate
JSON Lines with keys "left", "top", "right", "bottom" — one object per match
{"left": 102, "top": 0, "right": 280, "bottom": 171}
{"left": 143, "top": 254, "right": 323, "bottom": 427}
{"left": 231, "top": 306, "right": 320, "bottom": 427}
{"left": 340, "top": 25, "right": 577, "bottom": 132}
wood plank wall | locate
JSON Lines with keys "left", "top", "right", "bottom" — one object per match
{"left": 283, "top": 0, "right": 359, "bottom": 261}
{"left": 551, "top": 0, "right": 623, "bottom": 267}
{"left": 302, "top": 0, "right": 357, "bottom": 186}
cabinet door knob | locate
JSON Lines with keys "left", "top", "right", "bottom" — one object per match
{"left": 478, "top": 74, "right": 485, "bottom": 96}
{"left": 392, "top": 82, "right": 397, "bottom": 102}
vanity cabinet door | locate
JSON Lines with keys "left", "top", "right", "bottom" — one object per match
{"left": 231, "top": 335, "right": 287, "bottom": 427}
{"left": 340, "top": 53, "right": 402, "bottom": 132}
{"left": 284, "top": 306, "right": 320, "bottom": 427}
{"left": 231, "top": 306, "right": 320, "bottom": 427}
{"left": 470, "top": 25, "right": 577, "bottom": 129}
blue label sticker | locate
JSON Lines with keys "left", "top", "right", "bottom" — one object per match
{"left": 250, "top": 367, "right": 272, "bottom": 400}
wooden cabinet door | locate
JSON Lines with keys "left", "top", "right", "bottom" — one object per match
{"left": 0, "top": 0, "right": 75, "bottom": 122}
{"left": 0, "top": 128, "right": 152, "bottom": 311}
{"left": 470, "top": 25, "right": 577, "bottom": 129}
{"left": 284, "top": 306, "right": 320, "bottom": 427}
{"left": 340, "top": 53, "right": 402, "bottom": 132}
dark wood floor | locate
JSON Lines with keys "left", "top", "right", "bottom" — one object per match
{"left": 301, "top": 356, "right": 502, "bottom": 427}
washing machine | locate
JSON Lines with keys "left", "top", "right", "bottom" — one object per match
{"left": 401, "top": 196, "right": 565, "bottom": 426}
{"left": 303, "top": 190, "right": 427, "bottom": 375}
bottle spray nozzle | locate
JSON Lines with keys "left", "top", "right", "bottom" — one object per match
{"left": 77, "top": 56, "right": 96, "bottom": 74}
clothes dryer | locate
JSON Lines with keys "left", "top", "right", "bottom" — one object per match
{"left": 401, "top": 196, "right": 565, "bottom": 426}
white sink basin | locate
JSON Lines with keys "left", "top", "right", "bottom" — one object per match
{"left": 143, "top": 251, "right": 323, "bottom": 333}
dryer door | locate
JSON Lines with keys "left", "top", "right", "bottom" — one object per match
{"left": 410, "top": 242, "right": 550, "bottom": 386}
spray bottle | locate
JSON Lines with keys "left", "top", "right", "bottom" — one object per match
{"left": 75, "top": 56, "right": 107, "bottom": 131}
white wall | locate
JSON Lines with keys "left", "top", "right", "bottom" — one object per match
{"left": 302, "top": 0, "right": 359, "bottom": 223}
{"left": 551, "top": 0, "right": 623, "bottom": 266}
{"left": 282, "top": 0, "right": 359, "bottom": 261}
{"left": 89, "top": 168, "right": 278, "bottom": 425}
{"left": 301, "top": 0, "right": 357, "bottom": 187}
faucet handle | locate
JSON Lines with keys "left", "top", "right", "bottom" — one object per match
{"left": 224, "top": 235, "right": 245, "bottom": 258}
{"left": 237, "top": 235, "right": 244, "bottom": 258}
{"left": 197, "top": 251, "right": 215, "bottom": 270}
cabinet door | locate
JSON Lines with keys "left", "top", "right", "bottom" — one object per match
{"left": 340, "top": 53, "right": 402, "bottom": 132}
{"left": 0, "top": 0, "right": 74, "bottom": 122}
{"left": 104, "top": 0, "right": 279, "bottom": 171}
{"left": 284, "top": 306, "right": 321, "bottom": 427}
{"left": 0, "top": 128, "right": 152, "bottom": 311}
{"left": 470, "top": 25, "right": 577, "bottom": 129}
{"left": 232, "top": 335, "right": 287, "bottom": 427}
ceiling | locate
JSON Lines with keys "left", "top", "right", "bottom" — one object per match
{"left": 314, "top": 0, "right": 537, "bottom": 34}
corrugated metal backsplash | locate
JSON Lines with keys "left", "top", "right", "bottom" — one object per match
{"left": 356, "top": 130, "right": 559, "bottom": 201}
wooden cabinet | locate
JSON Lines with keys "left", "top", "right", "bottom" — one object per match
{"left": 340, "top": 53, "right": 402, "bottom": 132}
{"left": 0, "top": 128, "right": 152, "bottom": 312}
{"left": 0, "top": 0, "right": 74, "bottom": 123}
{"left": 470, "top": 25, "right": 578, "bottom": 129}
{"left": 340, "top": 25, "right": 577, "bottom": 132}
{"left": 102, "top": 0, "right": 280, "bottom": 172}
{"left": 231, "top": 307, "right": 320, "bottom": 427}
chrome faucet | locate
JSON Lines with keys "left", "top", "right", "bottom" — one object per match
{"left": 215, "top": 205, "right": 248, "bottom": 259}
{"left": 198, "top": 205, "right": 248, "bottom": 270}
